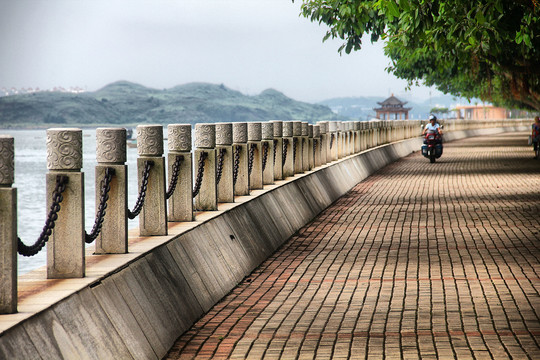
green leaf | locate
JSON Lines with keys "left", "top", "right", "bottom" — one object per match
{"left": 523, "top": 33, "right": 532, "bottom": 47}
{"left": 386, "top": 1, "right": 400, "bottom": 18}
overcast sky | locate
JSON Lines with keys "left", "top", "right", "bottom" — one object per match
{"left": 0, "top": 0, "right": 441, "bottom": 103}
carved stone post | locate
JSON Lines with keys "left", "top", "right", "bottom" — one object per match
{"left": 308, "top": 124, "right": 314, "bottom": 170}
{"left": 318, "top": 122, "right": 328, "bottom": 164}
{"left": 293, "top": 121, "right": 303, "bottom": 174}
{"left": 271, "top": 121, "right": 283, "bottom": 181}
{"left": 216, "top": 123, "right": 234, "bottom": 203}
{"left": 301, "top": 122, "right": 310, "bottom": 172}
{"left": 46, "top": 128, "right": 84, "bottom": 279}
{"left": 353, "top": 122, "right": 361, "bottom": 153}
{"left": 313, "top": 125, "right": 321, "bottom": 167}
{"left": 168, "top": 124, "right": 193, "bottom": 221}
{"left": 248, "top": 122, "right": 263, "bottom": 190}
{"left": 136, "top": 125, "right": 167, "bottom": 236}
{"left": 0, "top": 136, "right": 16, "bottom": 313}
{"left": 194, "top": 124, "right": 217, "bottom": 211}
{"left": 233, "top": 123, "right": 249, "bottom": 196}
{"left": 261, "top": 122, "right": 274, "bottom": 185}
{"left": 328, "top": 121, "right": 338, "bottom": 161}
{"left": 282, "top": 121, "right": 294, "bottom": 178}
{"left": 95, "top": 128, "right": 127, "bottom": 254}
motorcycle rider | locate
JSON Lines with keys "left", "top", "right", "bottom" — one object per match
{"left": 423, "top": 114, "right": 443, "bottom": 136}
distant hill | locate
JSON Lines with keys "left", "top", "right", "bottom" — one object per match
{"left": 319, "top": 94, "right": 473, "bottom": 120}
{"left": 0, "top": 81, "right": 346, "bottom": 128}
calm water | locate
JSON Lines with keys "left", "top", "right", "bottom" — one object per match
{"left": 2, "top": 129, "right": 146, "bottom": 274}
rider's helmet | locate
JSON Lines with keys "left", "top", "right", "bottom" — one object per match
{"left": 428, "top": 114, "right": 437, "bottom": 122}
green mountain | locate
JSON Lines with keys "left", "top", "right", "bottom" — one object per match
{"left": 0, "top": 81, "right": 346, "bottom": 128}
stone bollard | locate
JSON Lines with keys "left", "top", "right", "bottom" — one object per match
{"left": 308, "top": 124, "right": 314, "bottom": 170}
{"left": 136, "top": 125, "right": 167, "bottom": 236}
{"left": 293, "top": 121, "right": 303, "bottom": 174}
{"left": 194, "top": 124, "right": 217, "bottom": 211}
{"left": 95, "top": 128, "right": 127, "bottom": 254}
{"left": 232, "top": 123, "right": 249, "bottom": 196}
{"left": 271, "top": 121, "right": 283, "bottom": 181}
{"left": 337, "top": 122, "right": 344, "bottom": 158}
{"left": 0, "top": 136, "right": 16, "bottom": 313}
{"left": 328, "top": 121, "right": 339, "bottom": 161}
{"left": 46, "top": 128, "right": 85, "bottom": 279}
{"left": 301, "top": 122, "right": 310, "bottom": 172}
{"left": 353, "top": 122, "right": 361, "bottom": 153}
{"left": 261, "top": 122, "right": 274, "bottom": 185}
{"left": 282, "top": 121, "right": 295, "bottom": 178}
{"left": 167, "top": 124, "right": 193, "bottom": 221}
{"left": 248, "top": 122, "right": 263, "bottom": 190}
{"left": 313, "top": 125, "right": 321, "bottom": 167}
{"left": 215, "top": 123, "right": 234, "bottom": 203}
{"left": 318, "top": 122, "right": 328, "bottom": 164}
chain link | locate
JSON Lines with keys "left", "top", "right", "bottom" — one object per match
{"left": 293, "top": 137, "right": 298, "bottom": 161}
{"left": 261, "top": 141, "right": 269, "bottom": 172}
{"left": 233, "top": 145, "right": 241, "bottom": 186}
{"left": 330, "top": 133, "right": 334, "bottom": 149}
{"left": 127, "top": 160, "right": 154, "bottom": 219}
{"left": 282, "top": 138, "right": 289, "bottom": 164}
{"left": 85, "top": 167, "right": 115, "bottom": 244}
{"left": 216, "top": 148, "right": 226, "bottom": 185}
{"left": 192, "top": 151, "right": 208, "bottom": 198}
{"left": 248, "top": 143, "right": 256, "bottom": 176}
{"left": 17, "top": 175, "right": 69, "bottom": 257}
{"left": 273, "top": 139, "right": 278, "bottom": 164}
{"left": 166, "top": 155, "right": 184, "bottom": 200}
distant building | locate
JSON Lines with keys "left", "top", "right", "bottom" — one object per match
{"left": 374, "top": 94, "right": 412, "bottom": 120}
{"left": 454, "top": 104, "right": 508, "bottom": 120}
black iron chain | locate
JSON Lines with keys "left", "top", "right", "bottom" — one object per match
{"left": 233, "top": 145, "right": 241, "bottom": 186}
{"left": 127, "top": 160, "right": 154, "bottom": 219}
{"left": 216, "top": 148, "right": 226, "bottom": 185}
{"left": 282, "top": 138, "right": 289, "bottom": 164}
{"left": 166, "top": 155, "right": 184, "bottom": 200}
{"left": 248, "top": 143, "right": 256, "bottom": 176}
{"left": 330, "top": 133, "right": 334, "bottom": 149}
{"left": 17, "top": 175, "right": 69, "bottom": 257}
{"left": 85, "top": 167, "right": 115, "bottom": 244}
{"left": 293, "top": 137, "right": 298, "bottom": 160}
{"left": 273, "top": 139, "right": 278, "bottom": 164}
{"left": 192, "top": 151, "right": 208, "bottom": 198}
{"left": 261, "top": 141, "right": 269, "bottom": 172}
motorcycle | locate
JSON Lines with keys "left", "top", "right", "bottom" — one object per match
{"left": 421, "top": 130, "right": 443, "bottom": 163}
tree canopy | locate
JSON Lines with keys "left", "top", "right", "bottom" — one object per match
{"left": 298, "top": 0, "right": 540, "bottom": 110}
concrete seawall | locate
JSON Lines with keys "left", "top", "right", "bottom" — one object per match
{"left": 0, "top": 125, "right": 527, "bottom": 359}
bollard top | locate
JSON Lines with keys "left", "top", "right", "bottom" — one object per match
{"left": 318, "top": 121, "right": 328, "bottom": 134}
{"left": 136, "top": 124, "right": 163, "bottom": 156}
{"left": 168, "top": 124, "right": 192, "bottom": 152}
{"left": 313, "top": 125, "right": 320, "bottom": 138}
{"left": 328, "top": 121, "right": 338, "bottom": 133}
{"left": 261, "top": 122, "right": 274, "bottom": 140}
{"left": 46, "top": 128, "right": 83, "bottom": 170}
{"left": 194, "top": 123, "right": 216, "bottom": 149}
{"left": 283, "top": 121, "right": 294, "bottom": 137}
{"left": 293, "top": 121, "right": 302, "bottom": 136}
{"left": 0, "top": 135, "right": 14, "bottom": 186}
{"left": 96, "top": 128, "right": 127, "bottom": 164}
{"left": 215, "top": 123, "right": 233, "bottom": 145}
{"left": 308, "top": 124, "right": 313, "bottom": 138}
{"left": 247, "top": 122, "right": 262, "bottom": 141}
{"left": 301, "top": 122, "right": 309, "bottom": 136}
{"left": 232, "top": 122, "right": 248, "bottom": 143}
{"left": 270, "top": 120, "right": 283, "bottom": 137}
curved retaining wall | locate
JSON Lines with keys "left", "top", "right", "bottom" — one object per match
{"left": 0, "top": 125, "right": 528, "bottom": 359}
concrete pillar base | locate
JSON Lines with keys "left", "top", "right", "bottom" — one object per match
{"left": 137, "top": 157, "right": 167, "bottom": 236}
{"left": 194, "top": 149, "right": 217, "bottom": 211}
{"left": 0, "top": 187, "right": 16, "bottom": 313}
{"left": 217, "top": 145, "right": 234, "bottom": 203}
{"left": 168, "top": 152, "right": 193, "bottom": 222}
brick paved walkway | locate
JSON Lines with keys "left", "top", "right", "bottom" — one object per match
{"left": 166, "top": 132, "right": 540, "bottom": 359}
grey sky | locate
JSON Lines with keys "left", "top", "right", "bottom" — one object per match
{"left": 0, "top": 0, "right": 441, "bottom": 102}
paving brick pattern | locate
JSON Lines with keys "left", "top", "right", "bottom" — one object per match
{"left": 166, "top": 133, "right": 540, "bottom": 359}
